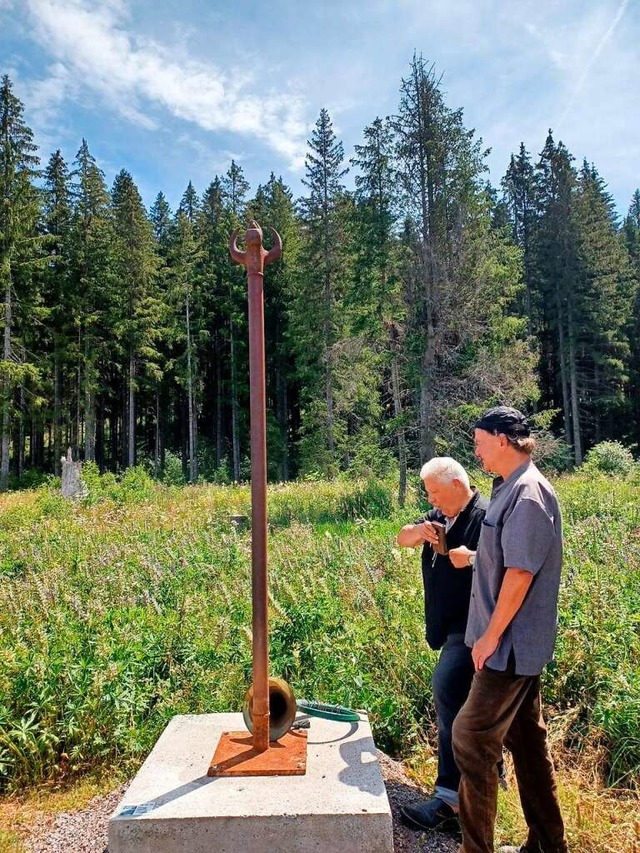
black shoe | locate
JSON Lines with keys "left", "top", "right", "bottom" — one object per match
{"left": 400, "top": 796, "right": 460, "bottom": 833}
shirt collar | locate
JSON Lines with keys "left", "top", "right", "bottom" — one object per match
{"left": 491, "top": 460, "right": 533, "bottom": 496}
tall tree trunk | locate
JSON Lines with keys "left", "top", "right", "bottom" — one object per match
{"left": 593, "top": 361, "right": 602, "bottom": 444}
{"left": 111, "top": 414, "right": 119, "bottom": 473}
{"left": 215, "top": 339, "right": 223, "bottom": 468}
{"left": 128, "top": 349, "right": 135, "bottom": 468}
{"left": 75, "top": 327, "right": 82, "bottom": 455}
{"left": 1, "top": 277, "right": 12, "bottom": 491}
{"left": 53, "top": 350, "right": 62, "bottom": 475}
{"left": 389, "top": 327, "right": 407, "bottom": 507}
{"left": 46, "top": 423, "right": 52, "bottom": 472}
{"left": 419, "top": 373, "right": 436, "bottom": 463}
{"left": 325, "top": 347, "right": 335, "bottom": 455}
{"left": 84, "top": 360, "right": 96, "bottom": 462}
{"left": 567, "top": 299, "right": 583, "bottom": 465}
{"left": 186, "top": 292, "right": 198, "bottom": 482}
{"left": 155, "top": 387, "right": 161, "bottom": 478}
{"left": 554, "top": 288, "right": 571, "bottom": 442}
{"left": 418, "top": 289, "right": 437, "bottom": 463}
{"left": 324, "top": 269, "right": 335, "bottom": 455}
{"left": 96, "top": 396, "right": 104, "bottom": 472}
{"left": 230, "top": 318, "right": 240, "bottom": 481}
{"left": 276, "top": 361, "right": 289, "bottom": 481}
{"left": 16, "top": 386, "right": 25, "bottom": 481}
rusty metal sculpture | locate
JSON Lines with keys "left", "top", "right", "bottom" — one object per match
{"left": 208, "top": 221, "right": 306, "bottom": 777}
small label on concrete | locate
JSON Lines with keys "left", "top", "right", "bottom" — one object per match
{"left": 119, "top": 803, "right": 156, "bottom": 817}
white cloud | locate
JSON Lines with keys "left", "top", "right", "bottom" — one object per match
{"left": 23, "top": 0, "right": 308, "bottom": 168}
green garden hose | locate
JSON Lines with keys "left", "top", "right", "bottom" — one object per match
{"left": 296, "top": 699, "right": 361, "bottom": 722}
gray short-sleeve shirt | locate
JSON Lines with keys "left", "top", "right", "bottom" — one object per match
{"left": 465, "top": 460, "right": 562, "bottom": 675}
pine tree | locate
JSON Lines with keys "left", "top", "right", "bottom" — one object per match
{"left": 502, "top": 144, "right": 538, "bottom": 331}
{"left": 69, "top": 139, "right": 115, "bottom": 464}
{"left": 296, "top": 108, "right": 349, "bottom": 473}
{"left": 534, "top": 132, "right": 582, "bottom": 459}
{"left": 197, "top": 177, "right": 231, "bottom": 470}
{"left": 147, "top": 192, "right": 175, "bottom": 474}
{"left": 150, "top": 192, "right": 174, "bottom": 257}
{"left": 0, "top": 76, "right": 41, "bottom": 489}
{"left": 573, "top": 162, "right": 634, "bottom": 445}
{"left": 393, "top": 56, "right": 534, "bottom": 463}
{"left": 168, "top": 209, "right": 204, "bottom": 482}
{"left": 350, "top": 117, "right": 406, "bottom": 494}
{"left": 111, "top": 169, "right": 162, "bottom": 468}
{"left": 179, "top": 180, "right": 200, "bottom": 225}
{"left": 622, "top": 189, "right": 640, "bottom": 269}
{"left": 221, "top": 162, "right": 250, "bottom": 480}
{"left": 622, "top": 190, "right": 640, "bottom": 444}
{"left": 249, "top": 173, "right": 300, "bottom": 480}
{"left": 42, "top": 150, "right": 73, "bottom": 473}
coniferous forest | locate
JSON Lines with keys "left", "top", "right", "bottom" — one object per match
{"left": 1, "top": 55, "right": 639, "bottom": 493}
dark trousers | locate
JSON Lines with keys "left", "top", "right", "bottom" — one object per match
{"left": 452, "top": 666, "right": 568, "bottom": 853}
{"left": 432, "top": 633, "right": 475, "bottom": 799}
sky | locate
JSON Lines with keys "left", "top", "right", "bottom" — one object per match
{"left": 1, "top": 0, "right": 638, "bottom": 217}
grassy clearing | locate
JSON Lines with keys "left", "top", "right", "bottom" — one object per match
{"left": 0, "top": 468, "right": 639, "bottom": 849}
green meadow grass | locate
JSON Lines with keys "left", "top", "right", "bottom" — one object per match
{"left": 0, "top": 469, "right": 638, "bottom": 795}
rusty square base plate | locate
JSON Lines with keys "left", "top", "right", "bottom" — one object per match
{"left": 207, "top": 729, "right": 308, "bottom": 777}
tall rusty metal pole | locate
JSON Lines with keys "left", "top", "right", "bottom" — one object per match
{"left": 229, "top": 221, "right": 282, "bottom": 753}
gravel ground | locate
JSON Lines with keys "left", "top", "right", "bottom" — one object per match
{"left": 24, "top": 753, "right": 460, "bottom": 853}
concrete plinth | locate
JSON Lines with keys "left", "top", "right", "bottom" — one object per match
{"left": 108, "top": 712, "right": 393, "bottom": 853}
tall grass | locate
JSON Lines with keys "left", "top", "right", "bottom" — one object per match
{"left": 0, "top": 468, "right": 638, "bottom": 797}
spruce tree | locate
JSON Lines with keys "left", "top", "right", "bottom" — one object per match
{"left": 534, "top": 132, "right": 582, "bottom": 459}
{"left": 393, "top": 56, "right": 534, "bottom": 463}
{"left": 150, "top": 192, "right": 174, "bottom": 257}
{"left": 0, "top": 75, "right": 41, "bottom": 489}
{"left": 502, "top": 144, "right": 539, "bottom": 331}
{"left": 42, "top": 150, "right": 73, "bottom": 473}
{"left": 197, "top": 177, "right": 231, "bottom": 470}
{"left": 622, "top": 190, "right": 640, "bottom": 444}
{"left": 296, "top": 108, "right": 349, "bottom": 473}
{"left": 168, "top": 209, "right": 204, "bottom": 482}
{"left": 622, "top": 190, "right": 640, "bottom": 269}
{"left": 350, "top": 117, "right": 406, "bottom": 492}
{"left": 69, "top": 139, "right": 115, "bottom": 464}
{"left": 248, "top": 174, "right": 300, "bottom": 480}
{"left": 221, "top": 162, "right": 250, "bottom": 480}
{"left": 111, "top": 169, "right": 162, "bottom": 468}
{"left": 574, "top": 162, "right": 634, "bottom": 445}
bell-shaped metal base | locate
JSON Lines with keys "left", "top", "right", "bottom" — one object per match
{"left": 242, "top": 677, "right": 297, "bottom": 742}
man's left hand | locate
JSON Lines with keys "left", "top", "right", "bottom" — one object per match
{"left": 472, "top": 632, "right": 499, "bottom": 671}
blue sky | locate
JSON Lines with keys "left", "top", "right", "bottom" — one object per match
{"left": 1, "top": 0, "right": 637, "bottom": 216}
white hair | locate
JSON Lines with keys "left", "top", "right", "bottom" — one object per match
{"left": 420, "top": 457, "right": 470, "bottom": 488}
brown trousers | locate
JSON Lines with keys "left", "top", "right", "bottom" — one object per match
{"left": 452, "top": 665, "right": 568, "bottom": 853}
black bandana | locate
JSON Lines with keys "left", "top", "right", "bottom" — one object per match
{"left": 475, "top": 406, "right": 530, "bottom": 437}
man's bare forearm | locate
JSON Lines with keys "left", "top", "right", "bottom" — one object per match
{"left": 397, "top": 521, "right": 437, "bottom": 548}
{"left": 472, "top": 567, "right": 534, "bottom": 670}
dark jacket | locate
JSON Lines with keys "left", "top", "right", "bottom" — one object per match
{"left": 418, "top": 487, "right": 488, "bottom": 650}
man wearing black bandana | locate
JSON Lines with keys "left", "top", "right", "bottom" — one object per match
{"left": 452, "top": 407, "right": 568, "bottom": 853}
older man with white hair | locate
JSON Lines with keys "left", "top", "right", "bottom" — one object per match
{"left": 397, "top": 457, "right": 489, "bottom": 835}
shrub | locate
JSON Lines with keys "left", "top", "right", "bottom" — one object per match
{"left": 161, "top": 451, "right": 186, "bottom": 486}
{"left": 581, "top": 441, "right": 635, "bottom": 476}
